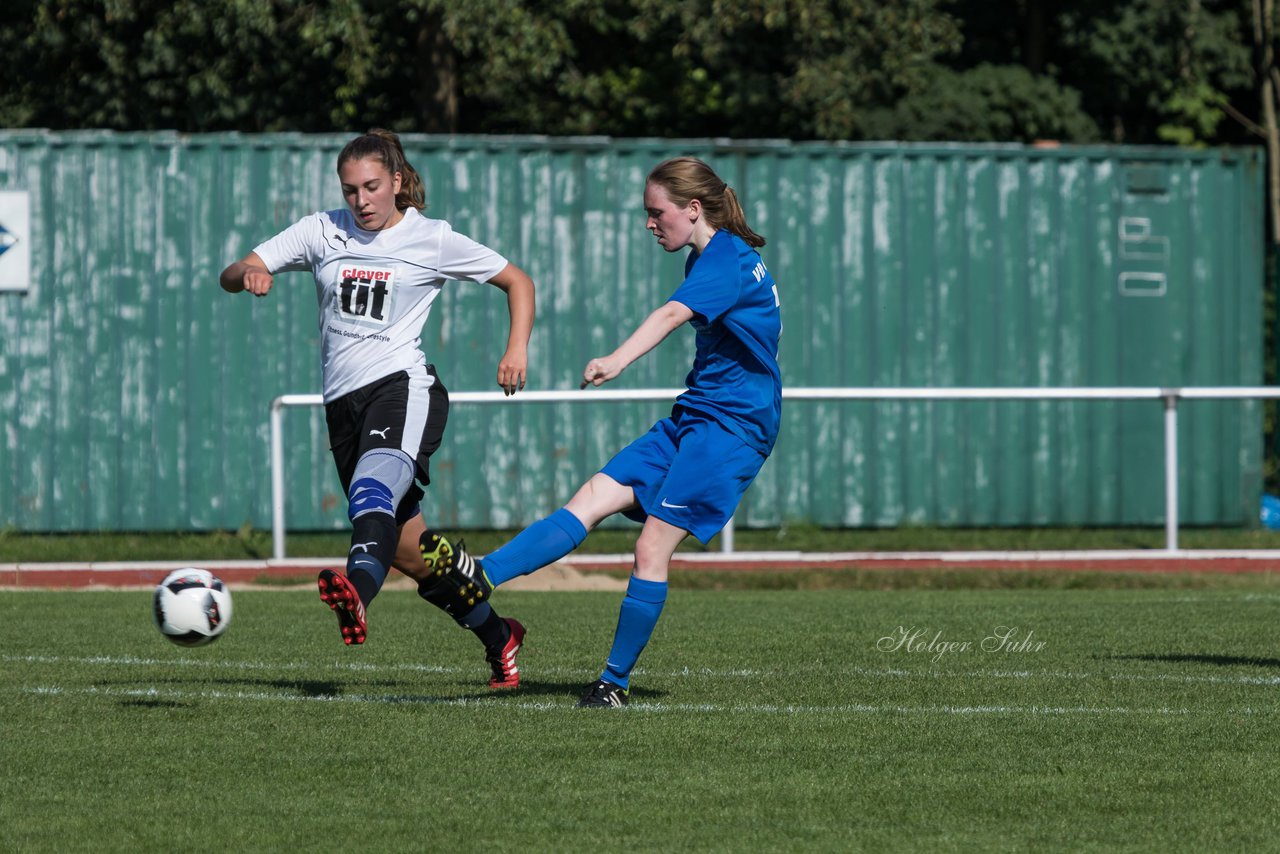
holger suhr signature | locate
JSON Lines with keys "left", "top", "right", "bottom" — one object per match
{"left": 877, "top": 626, "right": 1047, "bottom": 663}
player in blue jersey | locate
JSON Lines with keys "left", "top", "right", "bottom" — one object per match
{"left": 419, "top": 156, "right": 782, "bottom": 707}
{"left": 220, "top": 129, "right": 535, "bottom": 689}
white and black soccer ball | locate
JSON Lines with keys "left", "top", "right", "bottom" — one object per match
{"left": 153, "top": 568, "right": 233, "bottom": 647}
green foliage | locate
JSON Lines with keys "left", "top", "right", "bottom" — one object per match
{"left": 0, "top": 0, "right": 1266, "bottom": 147}
{"left": 0, "top": 0, "right": 963, "bottom": 138}
{"left": 434, "top": 0, "right": 965, "bottom": 139}
{"left": 1157, "top": 81, "right": 1231, "bottom": 147}
{"left": 1, "top": 0, "right": 356, "bottom": 130}
{"left": 859, "top": 63, "right": 1101, "bottom": 142}
{"left": 1048, "top": 0, "right": 1253, "bottom": 145}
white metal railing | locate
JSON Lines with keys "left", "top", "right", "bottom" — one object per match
{"left": 269, "top": 386, "right": 1280, "bottom": 560}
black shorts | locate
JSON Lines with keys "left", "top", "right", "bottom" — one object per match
{"left": 324, "top": 366, "right": 449, "bottom": 526}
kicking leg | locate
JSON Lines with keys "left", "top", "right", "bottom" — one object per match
{"left": 418, "top": 472, "right": 633, "bottom": 615}
{"left": 411, "top": 475, "right": 634, "bottom": 687}
{"left": 481, "top": 473, "right": 635, "bottom": 586}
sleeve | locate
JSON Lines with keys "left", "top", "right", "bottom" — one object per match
{"left": 252, "top": 214, "right": 324, "bottom": 275}
{"left": 668, "top": 246, "right": 739, "bottom": 325}
{"left": 435, "top": 222, "right": 510, "bottom": 283}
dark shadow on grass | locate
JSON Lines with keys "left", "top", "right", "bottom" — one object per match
{"left": 448, "top": 678, "right": 668, "bottom": 705}
{"left": 1107, "top": 653, "right": 1280, "bottom": 668}
{"left": 93, "top": 675, "right": 416, "bottom": 698}
{"left": 91, "top": 675, "right": 667, "bottom": 707}
{"left": 245, "top": 678, "right": 350, "bottom": 697}
{"left": 206, "top": 677, "right": 416, "bottom": 697}
{"left": 119, "top": 699, "right": 191, "bottom": 709}
{"left": 445, "top": 678, "right": 575, "bottom": 704}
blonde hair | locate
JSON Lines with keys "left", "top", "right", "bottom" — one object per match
{"left": 646, "top": 157, "right": 765, "bottom": 248}
{"left": 337, "top": 128, "right": 426, "bottom": 212}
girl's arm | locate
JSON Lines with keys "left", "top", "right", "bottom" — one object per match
{"left": 219, "top": 252, "right": 274, "bottom": 296}
{"left": 486, "top": 262, "right": 536, "bottom": 395}
{"left": 581, "top": 300, "right": 694, "bottom": 388}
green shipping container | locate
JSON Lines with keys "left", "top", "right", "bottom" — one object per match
{"left": 0, "top": 132, "right": 1264, "bottom": 532}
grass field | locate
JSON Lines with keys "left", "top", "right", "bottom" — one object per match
{"left": 4, "top": 581, "right": 1280, "bottom": 850}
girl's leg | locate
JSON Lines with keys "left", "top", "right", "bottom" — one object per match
{"left": 394, "top": 511, "right": 523, "bottom": 686}
{"left": 479, "top": 473, "right": 636, "bottom": 587}
{"left": 391, "top": 513, "right": 431, "bottom": 580}
{"left": 590, "top": 516, "right": 686, "bottom": 697}
{"left": 411, "top": 474, "right": 636, "bottom": 686}
{"left": 415, "top": 472, "right": 635, "bottom": 617}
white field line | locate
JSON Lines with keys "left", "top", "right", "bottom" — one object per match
{"left": 4, "top": 653, "right": 459, "bottom": 675}
{"left": 7, "top": 653, "right": 1280, "bottom": 688}
{"left": 14, "top": 684, "right": 1236, "bottom": 717}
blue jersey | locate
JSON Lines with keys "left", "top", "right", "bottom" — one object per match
{"left": 668, "top": 229, "right": 782, "bottom": 454}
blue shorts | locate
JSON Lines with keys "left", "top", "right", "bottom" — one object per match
{"left": 600, "top": 408, "right": 767, "bottom": 545}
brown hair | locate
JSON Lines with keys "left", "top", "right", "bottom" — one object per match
{"left": 337, "top": 128, "right": 426, "bottom": 212}
{"left": 646, "top": 157, "right": 765, "bottom": 248}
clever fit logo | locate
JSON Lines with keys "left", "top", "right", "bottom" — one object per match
{"left": 338, "top": 265, "right": 395, "bottom": 325}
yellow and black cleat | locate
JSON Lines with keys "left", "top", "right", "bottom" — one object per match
{"left": 419, "top": 531, "right": 455, "bottom": 574}
{"left": 416, "top": 529, "right": 493, "bottom": 616}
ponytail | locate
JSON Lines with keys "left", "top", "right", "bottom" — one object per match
{"left": 337, "top": 128, "right": 426, "bottom": 212}
{"left": 646, "top": 157, "right": 765, "bottom": 248}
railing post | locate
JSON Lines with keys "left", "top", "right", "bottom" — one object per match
{"left": 1163, "top": 392, "right": 1179, "bottom": 552}
{"left": 721, "top": 515, "right": 735, "bottom": 553}
{"left": 271, "top": 398, "right": 286, "bottom": 561}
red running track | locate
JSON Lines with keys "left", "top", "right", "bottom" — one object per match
{"left": 5, "top": 550, "right": 1280, "bottom": 588}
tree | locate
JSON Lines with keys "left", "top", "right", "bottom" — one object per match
{"left": 0, "top": 0, "right": 966, "bottom": 139}
{"left": 0, "top": 0, "right": 462, "bottom": 132}
{"left": 857, "top": 63, "right": 1100, "bottom": 143}
{"left": 950, "top": 0, "right": 1254, "bottom": 145}
{"left": 0, "top": 0, "right": 1263, "bottom": 148}
{"left": 1253, "top": 0, "right": 1280, "bottom": 243}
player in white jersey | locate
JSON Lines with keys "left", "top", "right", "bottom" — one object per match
{"left": 219, "top": 129, "right": 535, "bottom": 688}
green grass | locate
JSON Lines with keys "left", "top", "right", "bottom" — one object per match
{"left": 4, "top": 584, "right": 1280, "bottom": 850}
{"left": 5, "top": 524, "right": 1280, "bottom": 562}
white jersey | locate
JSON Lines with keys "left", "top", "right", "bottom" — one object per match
{"left": 253, "top": 207, "right": 508, "bottom": 401}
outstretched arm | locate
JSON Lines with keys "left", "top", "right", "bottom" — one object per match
{"left": 487, "top": 262, "right": 536, "bottom": 396}
{"left": 581, "top": 300, "right": 694, "bottom": 388}
{"left": 220, "top": 252, "right": 273, "bottom": 296}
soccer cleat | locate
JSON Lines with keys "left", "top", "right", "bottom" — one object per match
{"left": 577, "top": 678, "right": 629, "bottom": 708}
{"left": 317, "top": 569, "right": 367, "bottom": 645}
{"left": 486, "top": 618, "right": 526, "bottom": 689}
{"left": 417, "top": 529, "right": 494, "bottom": 617}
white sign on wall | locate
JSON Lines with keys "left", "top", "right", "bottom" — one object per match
{"left": 0, "top": 190, "right": 31, "bottom": 292}
{"left": 1117, "top": 215, "right": 1168, "bottom": 298}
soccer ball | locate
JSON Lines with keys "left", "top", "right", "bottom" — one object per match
{"left": 153, "top": 568, "right": 233, "bottom": 647}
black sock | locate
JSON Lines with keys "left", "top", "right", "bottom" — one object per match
{"left": 458, "top": 606, "right": 511, "bottom": 653}
{"left": 346, "top": 512, "right": 397, "bottom": 607}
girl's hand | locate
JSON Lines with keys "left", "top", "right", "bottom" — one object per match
{"left": 580, "top": 356, "right": 622, "bottom": 389}
{"left": 242, "top": 267, "right": 274, "bottom": 297}
{"left": 497, "top": 348, "right": 527, "bottom": 396}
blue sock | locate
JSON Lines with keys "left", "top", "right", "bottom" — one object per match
{"left": 482, "top": 508, "right": 588, "bottom": 587}
{"left": 347, "top": 555, "right": 388, "bottom": 607}
{"left": 601, "top": 576, "right": 668, "bottom": 690}
{"left": 452, "top": 601, "right": 494, "bottom": 630}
